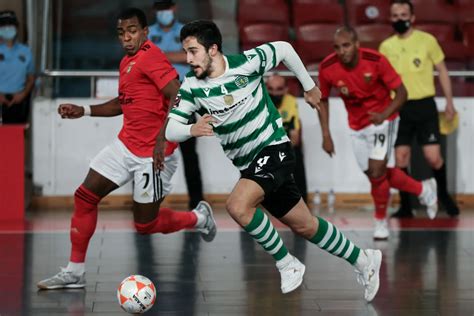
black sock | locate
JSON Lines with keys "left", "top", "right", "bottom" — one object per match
{"left": 432, "top": 163, "right": 448, "bottom": 197}
{"left": 398, "top": 168, "right": 412, "bottom": 211}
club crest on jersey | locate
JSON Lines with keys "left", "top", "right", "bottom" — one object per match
{"left": 235, "top": 76, "right": 249, "bottom": 88}
{"left": 413, "top": 58, "right": 421, "bottom": 68}
{"left": 363, "top": 72, "right": 372, "bottom": 83}
{"left": 126, "top": 62, "right": 136, "bottom": 73}
{"left": 336, "top": 80, "right": 349, "bottom": 96}
{"left": 224, "top": 94, "right": 234, "bottom": 105}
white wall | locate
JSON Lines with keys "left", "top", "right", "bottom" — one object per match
{"left": 32, "top": 97, "right": 474, "bottom": 196}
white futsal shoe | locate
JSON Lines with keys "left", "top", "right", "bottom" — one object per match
{"left": 37, "top": 268, "right": 86, "bottom": 290}
{"left": 276, "top": 255, "right": 306, "bottom": 294}
{"left": 373, "top": 218, "right": 389, "bottom": 240}
{"left": 355, "top": 249, "right": 382, "bottom": 302}
{"left": 419, "top": 178, "right": 438, "bottom": 219}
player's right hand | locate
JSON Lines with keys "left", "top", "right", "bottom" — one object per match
{"left": 322, "top": 136, "right": 335, "bottom": 157}
{"left": 58, "top": 103, "right": 84, "bottom": 119}
{"left": 190, "top": 114, "right": 216, "bottom": 137}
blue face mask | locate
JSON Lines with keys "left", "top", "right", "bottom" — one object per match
{"left": 0, "top": 26, "right": 17, "bottom": 40}
{"left": 156, "top": 10, "right": 174, "bottom": 26}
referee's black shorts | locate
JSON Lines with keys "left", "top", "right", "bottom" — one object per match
{"left": 395, "top": 96, "right": 441, "bottom": 147}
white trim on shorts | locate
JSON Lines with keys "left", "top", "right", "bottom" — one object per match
{"left": 89, "top": 138, "right": 178, "bottom": 203}
{"left": 349, "top": 117, "right": 399, "bottom": 172}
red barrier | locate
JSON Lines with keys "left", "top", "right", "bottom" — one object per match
{"left": 0, "top": 124, "right": 27, "bottom": 222}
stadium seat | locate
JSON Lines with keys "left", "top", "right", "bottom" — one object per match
{"left": 355, "top": 24, "right": 393, "bottom": 49}
{"left": 462, "top": 22, "right": 474, "bottom": 56}
{"left": 416, "top": 24, "right": 456, "bottom": 42}
{"left": 347, "top": 0, "right": 391, "bottom": 25}
{"left": 292, "top": 0, "right": 344, "bottom": 28}
{"left": 240, "top": 23, "right": 290, "bottom": 51}
{"left": 413, "top": 1, "right": 457, "bottom": 24}
{"left": 238, "top": 0, "right": 289, "bottom": 26}
{"left": 295, "top": 24, "right": 339, "bottom": 64}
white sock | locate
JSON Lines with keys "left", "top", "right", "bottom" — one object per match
{"left": 192, "top": 209, "right": 206, "bottom": 228}
{"left": 65, "top": 262, "right": 85, "bottom": 275}
{"left": 354, "top": 250, "right": 368, "bottom": 271}
{"left": 276, "top": 253, "right": 293, "bottom": 269}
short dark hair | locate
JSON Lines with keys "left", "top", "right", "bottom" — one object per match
{"left": 118, "top": 8, "right": 148, "bottom": 28}
{"left": 335, "top": 26, "right": 358, "bottom": 42}
{"left": 391, "top": 0, "right": 414, "bottom": 14}
{"left": 180, "top": 20, "right": 222, "bottom": 52}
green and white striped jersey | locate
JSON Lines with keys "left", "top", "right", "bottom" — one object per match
{"left": 169, "top": 43, "right": 291, "bottom": 170}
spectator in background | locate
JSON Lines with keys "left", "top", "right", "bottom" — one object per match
{"left": 149, "top": 0, "right": 205, "bottom": 209}
{"left": 0, "top": 10, "right": 35, "bottom": 124}
{"left": 379, "top": 0, "right": 460, "bottom": 217}
{"left": 266, "top": 73, "right": 308, "bottom": 202}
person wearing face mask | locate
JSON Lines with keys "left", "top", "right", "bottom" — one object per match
{"left": 379, "top": 0, "right": 460, "bottom": 218}
{"left": 149, "top": 0, "right": 206, "bottom": 210}
{"left": 0, "top": 10, "right": 35, "bottom": 124}
{"left": 266, "top": 73, "right": 308, "bottom": 202}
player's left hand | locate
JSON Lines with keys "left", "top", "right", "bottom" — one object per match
{"left": 304, "top": 86, "right": 321, "bottom": 111}
{"left": 153, "top": 135, "right": 166, "bottom": 171}
{"left": 445, "top": 100, "right": 456, "bottom": 121}
{"left": 368, "top": 112, "right": 386, "bottom": 125}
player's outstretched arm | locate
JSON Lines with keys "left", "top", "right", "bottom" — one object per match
{"left": 58, "top": 97, "right": 122, "bottom": 119}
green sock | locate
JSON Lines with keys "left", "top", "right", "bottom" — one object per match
{"left": 244, "top": 208, "right": 288, "bottom": 261}
{"left": 309, "top": 216, "right": 361, "bottom": 265}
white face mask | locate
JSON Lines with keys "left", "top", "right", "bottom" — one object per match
{"left": 0, "top": 26, "right": 17, "bottom": 40}
{"left": 156, "top": 10, "right": 174, "bottom": 26}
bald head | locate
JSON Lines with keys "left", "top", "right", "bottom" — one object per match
{"left": 334, "top": 26, "right": 358, "bottom": 43}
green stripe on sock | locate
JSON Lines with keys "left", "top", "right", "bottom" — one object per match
{"left": 310, "top": 216, "right": 329, "bottom": 244}
{"left": 309, "top": 217, "right": 361, "bottom": 266}
{"left": 244, "top": 208, "right": 288, "bottom": 261}
{"left": 244, "top": 208, "right": 265, "bottom": 232}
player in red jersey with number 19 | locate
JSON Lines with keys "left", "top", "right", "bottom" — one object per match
{"left": 37, "top": 8, "right": 216, "bottom": 290}
{"left": 317, "top": 27, "right": 438, "bottom": 240}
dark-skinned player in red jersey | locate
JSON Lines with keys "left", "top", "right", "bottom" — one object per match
{"left": 317, "top": 26, "right": 437, "bottom": 240}
{"left": 37, "top": 8, "right": 216, "bottom": 290}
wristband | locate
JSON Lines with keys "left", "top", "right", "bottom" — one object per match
{"left": 83, "top": 105, "right": 91, "bottom": 116}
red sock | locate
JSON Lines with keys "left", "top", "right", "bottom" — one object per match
{"left": 387, "top": 168, "right": 422, "bottom": 196}
{"left": 134, "top": 208, "right": 197, "bottom": 234}
{"left": 369, "top": 173, "right": 390, "bottom": 220}
{"left": 70, "top": 185, "right": 101, "bottom": 263}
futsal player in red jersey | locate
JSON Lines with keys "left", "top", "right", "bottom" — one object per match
{"left": 317, "top": 26, "right": 438, "bottom": 240}
{"left": 37, "top": 8, "right": 216, "bottom": 290}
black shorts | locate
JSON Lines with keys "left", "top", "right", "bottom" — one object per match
{"left": 240, "top": 142, "right": 302, "bottom": 218}
{"left": 395, "top": 96, "right": 441, "bottom": 146}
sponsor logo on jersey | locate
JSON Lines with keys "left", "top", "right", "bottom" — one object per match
{"left": 209, "top": 96, "right": 248, "bottom": 115}
{"left": 235, "top": 76, "right": 249, "bottom": 88}
{"left": 173, "top": 94, "right": 181, "bottom": 108}
{"left": 279, "top": 151, "right": 286, "bottom": 161}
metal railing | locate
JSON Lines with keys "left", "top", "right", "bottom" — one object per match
{"left": 41, "top": 69, "right": 474, "bottom": 98}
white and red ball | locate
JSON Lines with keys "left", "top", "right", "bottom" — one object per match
{"left": 117, "top": 275, "right": 156, "bottom": 314}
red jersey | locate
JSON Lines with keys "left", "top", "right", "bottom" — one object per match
{"left": 118, "top": 40, "right": 178, "bottom": 157}
{"left": 318, "top": 48, "right": 402, "bottom": 130}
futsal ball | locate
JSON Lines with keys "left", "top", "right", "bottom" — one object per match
{"left": 117, "top": 275, "right": 156, "bottom": 314}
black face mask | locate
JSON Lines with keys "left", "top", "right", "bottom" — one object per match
{"left": 392, "top": 19, "right": 411, "bottom": 34}
{"left": 269, "top": 94, "right": 284, "bottom": 107}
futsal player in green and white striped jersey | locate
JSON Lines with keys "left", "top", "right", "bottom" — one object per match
{"left": 164, "top": 20, "right": 382, "bottom": 302}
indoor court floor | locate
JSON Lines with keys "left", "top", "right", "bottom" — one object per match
{"left": 0, "top": 206, "right": 473, "bottom": 316}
